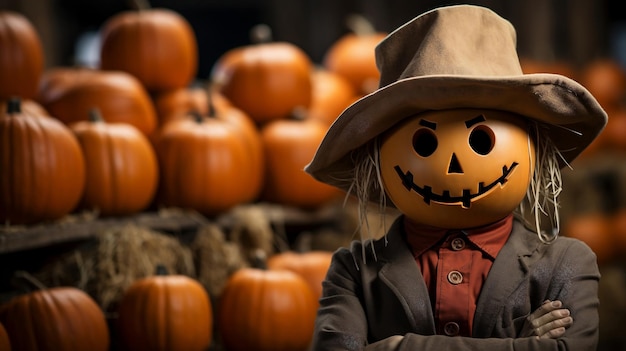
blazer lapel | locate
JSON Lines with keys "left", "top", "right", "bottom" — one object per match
{"left": 472, "top": 219, "right": 540, "bottom": 337}
{"left": 376, "top": 217, "right": 437, "bottom": 334}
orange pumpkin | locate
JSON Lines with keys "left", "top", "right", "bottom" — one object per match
{"left": 579, "top": 58, "right": 626, "bottom": 111}
{"left": 0, "top": 11, "right": 44, "bottom": 100}
{"left": 37, "top": 67, "right": 158, "bottom": 137}
{"left": 323, "top": 15, "right": 387, "bottom": 96}
{"left": 211, "top": 27, "right": 313, "bottom": 124}
{"left": 99, "top": 7, "right": 198, "bottom": 92}
{"left": 267, "top": 250, "right": 333, "bottom": 302}
{"left": 308, "top": 69, "right": 359, "bottom": 126}
{"left": 70, "top": 109, "right": 158, "bottom": 216}
{"left": 117, "top": 266, "right": 212, "bottom": 351}
{"left": 218, "top": 267, "right": 318, "bottom": 351}
{"left": 154, "top": 104, "right": 264, "bottom": 216}
{"left": 260, "top": 112, "right": 342, "bottom": 209}
{"left": 0, "top": 275, "right": 109, "bottom": 351}
{"left": 152, "top": 85, "right": 232, "bottom": 126}
{"left": 0, "top": 322, "right": 10, "bottom": 351}
{"left": 0, "top": 98, "right": 85, "bottom": 225}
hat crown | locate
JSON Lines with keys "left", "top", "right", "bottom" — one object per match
{"left": 376, "top": 5, "right": 523, "bottom": 88}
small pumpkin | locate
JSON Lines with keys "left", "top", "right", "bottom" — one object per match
{"left": 70, "top": 109, "right": 159, "bottom": 216}
{"left": 0, "top": 322, "right": 10, "bottom": 351}
{"left": 267, "top": 250, "right": 333, "bottom": 302}
{"left": 151, "top": 84, "right": 232, "bottom": 126}
{"left": 116, "top": 265, "right": 213, "bottom": 351}
{"left": 0, "top": 98, "right": 86, "bottom": 225}
{"left": 307, "top": 69, "right": 359, "bottom": 126}
{"left": 218, "top": 266, "right": 318, "bottom": 351}
{"left": 211, "top": 24, "right": 313, "bottom": 124}
{"left": 99, "top": 2, "right": 198, "bottom": 92}
{"left": 323, "top": 14, "right": 387, "bottom": 96}
{"left": 37, "top": 67, "right": 158, "bottom": 137}
{"left": 154, "top": 102, "right": 264, "bottom": 216}
{"left": 260, "top": 110, "right": 342, "bottom": 209}
{"left": 0, "top": 11, "right": 44, "bottom": 100}
{"left": 0, "top": 271, "right": 109, "bottom": 351}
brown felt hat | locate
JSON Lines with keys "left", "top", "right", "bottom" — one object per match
{"left": 305, "top": 4, "right": 607, "bottom": 191}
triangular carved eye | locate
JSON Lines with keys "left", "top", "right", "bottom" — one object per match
{"left": 448, "top": 153, "right": 463, "bottom": 173}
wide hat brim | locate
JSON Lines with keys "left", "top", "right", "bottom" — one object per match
{"left": 305, "top": 72, "right": 608, "bottom": 192}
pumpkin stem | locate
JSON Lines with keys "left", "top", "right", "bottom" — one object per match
{"left": 128, "top": 0, "right": 151, "bottom": 11}
{"left": 345, "top": 14, "right": 376, "bottom": 36}
{"left": 7, "top": 97, "right": 21, "bottom": 114}
{"left": 89, "top": 108, "right": 104, "bottom": 123}
{"left": 290, "top": 106, "right": 309, "bottom": 121}
{"left": 250, "top": 24, "right": 273, "bottom": 44}
{"left": 155, "top": 264, "right": 168, "bottom": 276}
{"left": 206, "top": 83, "right": 217, "bottom": 118}
{"left": 191, "top": 110, "right": 204, "bottom": 123}
{"left": 12, "top": 270, "right": 48, "bottom": 292}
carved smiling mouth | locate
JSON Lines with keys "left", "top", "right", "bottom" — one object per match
{"left": 393, "top": 162, "right": 519, "bottom": 208}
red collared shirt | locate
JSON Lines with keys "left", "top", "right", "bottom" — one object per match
{"left": 404, "top": 214, "right": 513, "bottom": 337}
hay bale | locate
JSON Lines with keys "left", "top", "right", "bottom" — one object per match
{"left": 35, "top": 224, "right": 194, "bottom": 312}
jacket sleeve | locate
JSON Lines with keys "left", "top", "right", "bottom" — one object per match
{"left": 312, "top": 238, "right": 600, "bottom": 351}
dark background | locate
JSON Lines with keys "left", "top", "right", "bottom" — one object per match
{"left": 1, "top": 0, "right": 625, "bottom": 79}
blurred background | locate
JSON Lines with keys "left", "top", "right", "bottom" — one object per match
{"left": 2, "top": 0, "right": 626, "bottom": 350}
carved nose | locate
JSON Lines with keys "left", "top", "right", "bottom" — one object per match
{"left": 448, "top": 153, "right": 463, "bottom": 174}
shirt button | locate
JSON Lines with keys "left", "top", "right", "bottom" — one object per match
{"left": 447, "top": 270, "right": 463, "bottom": 285}
{"left": 451, "top": 237, "right": 465, "bottom": 251}
{"left": 444, "top": 322, "right": 460, "bottom": 336}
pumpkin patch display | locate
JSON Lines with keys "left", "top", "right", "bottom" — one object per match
{"left": 116, "top": 266, "right": 213, "bottom": 351}
{"left": 322, "top": 14, "right": 387, "bottom": 96}
{"left": 218, "top": 267, "right": 318, "bottom": 351}
{"left": 0, "top": 11, "right": 44, "bottom": 100}
{"left": 37, "top": 67, "right": 158, "bottom": 137}
{"left": 0, "top": 272, "right": 109, "bottom": 351}
{"left": 99, "top": 5, "right": 198, "bottom": 92}
{"left": 153, "top": 103, "right": 264, "bottom": 216}
{"left": 0, "top": 98, "right": 85, "bottom": 225}
{"left": 260, "top": 111, "right": 342, "bottom": 209}
{"left": 70, "top": 109, "right": 158, "bottom": 216}
{"left": 211, "top": 25, "right": 314, "bottom": 124}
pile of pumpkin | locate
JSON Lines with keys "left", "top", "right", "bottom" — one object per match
{"left": 0, "top": 4, "right": 389, "bottom": 351}
{"left": 0, "top": 4, "right": 387, "bottom": 227}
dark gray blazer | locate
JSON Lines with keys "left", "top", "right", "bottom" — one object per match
{"left": 312, "top": 216, "right": 600, "bottom": 351}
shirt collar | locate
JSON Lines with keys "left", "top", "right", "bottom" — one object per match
{"left": 403, "top": 214, "right": 513, "bottom": 259}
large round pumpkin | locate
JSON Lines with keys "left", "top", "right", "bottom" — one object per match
{"left": 218, "top": 267, "right": 318, "bottom": 351}
{"left": 37, "top": 67, "right": 157, "bottom": 136}
{"left": 323, "top": 15, "right": 386, "bottom": 96}
{"left": 99, "top": 7, "right": 198, "bottom": 92}
{"left": 260, "top": 113, "right": 342, "bottom": 209}
{"left": 154, "top": 104, "right": 264, "bottom": 216}
{"left": 116, "top": 267, "right": 213, "bottom": 351}
{"left": 0, "top": 11, "right": 44, "bottom": 100}
{"left": 70, "top": 109, "right": 158, "bottom": 216}
{"left": 211, "top": 28, "right": 313, "bottom": 124}
{"left": 267, "top": 250, "right": 332, "bottom": 302}
{"left": 0, "top": 282, "right": 109, "bottom": 351}
{"left": 0, "top": 98, "right": 85, "bottom": 225}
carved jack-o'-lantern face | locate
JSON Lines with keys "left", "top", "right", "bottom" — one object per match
{"left": 380, "top": 108, "right": 535, "bottom": 229}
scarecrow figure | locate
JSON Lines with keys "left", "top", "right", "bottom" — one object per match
{"left": 305, "top": 4, "right": 607, "bottom": 351}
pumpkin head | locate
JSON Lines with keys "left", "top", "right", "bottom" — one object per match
{"left": 70, "top": 109, "right": 158, "bottom": 216}
{"left": 0, "top": 11, "right": 44, "bottom": 100}
{"left": 218, "top": 267, "right": 318, "bottom": 351}
{"left": 0, "top": 98, "right": 86, "bottom": 225}
{"left": 99, "top": 7, "right": 198, "bottom": 92}
{"left": 154, "top": 104, "right": 264, "bottom": 216}
{"left": 212, "top": 28, "right": 313, "bottom": 124}
{"left": 37, "top": 67, "right": 157, "bottom": 137}
{"left": 0, "top": 277, "right": 109, "bottom": 351}
{"left": 116, "top": 266, "right": 213, "bottom": 351}
{"left": 260, "top": 112, "right": 342, "bottom": 209}
{"left": 380, "top": 108, "right": 534, "bottom": 228}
